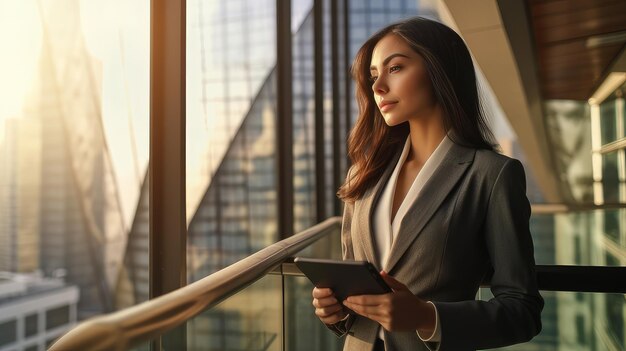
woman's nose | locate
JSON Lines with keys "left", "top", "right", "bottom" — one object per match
{"left": 372, "top": 77, "right": 387, "bottom": 94}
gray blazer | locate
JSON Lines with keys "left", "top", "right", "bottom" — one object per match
{"left": 331, "top": 142, "right": 543, "bottom": 351}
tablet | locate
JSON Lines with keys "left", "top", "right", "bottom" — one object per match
{"left": 293, "top": 257, "right": 391, "bottom": 303}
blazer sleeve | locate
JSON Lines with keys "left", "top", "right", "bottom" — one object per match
{"left": 324, "top": 200, "right": 356, "bottom": 337}
{"left": 433, "top": 159, "right": 544, "bottom": 350}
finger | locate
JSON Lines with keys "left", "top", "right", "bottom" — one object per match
{"left": 380, "top": 271, "right": 410, "bottom": 292}
{"left": 315, "top": 303, "right": 344, "bottom": 318}
{"left": 312, "top": 287, "right": 334, "bottom": 298}
{"left": 312, "top": 295, "right": 339, "bottom": 308}
{"left": 343, "top": 300, "right": 384, "bottom": 319}
{"left": 345, "top": 294, "right": 386, "bottom": 306}
{"left": 318, "top": 310, "right": 347, "bottom": 325}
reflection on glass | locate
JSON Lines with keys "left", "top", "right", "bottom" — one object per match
{"left": 0, "top": 1, "right": 149, "bottom": 349}
{"left": 186, "top": 0, "right": 278, "bottom": 224}
{"left": 544, "top": 100, "right": 593, "bottom": 203}
{"left": 531, "top": 209, "right": 625, "bottom": 266}
{"left": 482, "top": 290, "right": 626, "bottom": 350}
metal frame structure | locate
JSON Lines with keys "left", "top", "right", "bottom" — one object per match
{"left": 276, "top": 0, "right": 295, "bottom": 240}
{"left": 314, "top": 0, "right": 326, "bottom": 222}
{"left": 149, "top": 0, "right": 187, "bottom": 349}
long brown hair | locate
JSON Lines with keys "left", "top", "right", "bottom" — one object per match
{"left": 338, "top": 17, "right": 497, "bottom": 202}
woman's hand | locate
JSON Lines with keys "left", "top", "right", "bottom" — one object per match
{"left": 312, "top": 287, "right": 348, "bottom": 325}
{"left": 342, "top": 271, "right": 436, "bottom": 334}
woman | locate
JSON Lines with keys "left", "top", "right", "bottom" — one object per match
{"left": 311, "top": 17, "right": 543, "bottom": 351}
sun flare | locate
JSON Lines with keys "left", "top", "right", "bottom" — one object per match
{"left": 0, "top": 0, "right": 43, "bottom": 142}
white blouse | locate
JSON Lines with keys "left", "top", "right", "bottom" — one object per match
{"left": 373, "top": 134, "right": 453, "bottom": 346}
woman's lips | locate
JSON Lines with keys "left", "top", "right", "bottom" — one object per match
{"left": 380, "top": 102, "right": 397, "bottom": 112}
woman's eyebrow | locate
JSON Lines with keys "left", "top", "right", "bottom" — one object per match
{"left": 369, "top": 53, "right": 410, "bottom": 71}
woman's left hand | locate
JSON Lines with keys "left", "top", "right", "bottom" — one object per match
{"left": 342, "top": 271, "right": 435, "bottom": 333}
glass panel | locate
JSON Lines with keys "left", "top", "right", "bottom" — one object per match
{"left": 181, "top": 274, "right": 283, "bottom": 351}
{"left": 285, "top": 275, "right": 344, "bottom": 351}
{"left": 0, "top": 2, "right": 150, "bottom": 349}
{"left": 285, "top": 225, "right": 342, "bottom": 350}
{"left": 600, "top": 98, "right": 617, "bottom": 145}
{"left": 481, "top": 290, "right": 626, "bottom": 350}
{"left": 186, "top": 0, "right": 278, "bottom": 283}
{"left": 530, "top": 209, "right": 625, "bottom": 266}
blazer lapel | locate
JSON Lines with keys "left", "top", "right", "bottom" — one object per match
{"left": 384, "top": 143, "right": 476, "bottom": 273}
{"left": 357, "top": 146, "right": 403, "bottom": 268}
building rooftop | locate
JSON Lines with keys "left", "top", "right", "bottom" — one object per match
{"left": 0, "top": 271, "right": 69, "bottom": 305}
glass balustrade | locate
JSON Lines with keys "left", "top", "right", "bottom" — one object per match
{"left": 158, "top": 274, "right": 283, "bottom": 351}
{"left": 530, "top": 209, "right": 625, "bottom": 267}
{"left": 481, "top": 290, "right": 626, "bottom": 350}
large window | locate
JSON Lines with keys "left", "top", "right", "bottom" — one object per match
{"left": 0, "top": 320, "right": 16, "bottom": 347}
{"left": 0, "top": 3, "right": 150, "bottom": 349}
{"left": 46, "top": 305, "right": 70, "bottom": 331}
{"left": 592, "top": 84, "right": 626, "bottom": 206}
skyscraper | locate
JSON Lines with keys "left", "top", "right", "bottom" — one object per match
{"left": 0, "top": 117, "right": 41, "bottom": 274}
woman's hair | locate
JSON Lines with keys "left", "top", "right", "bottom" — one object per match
{"left": 338, "top": 16, "right": 497, "bottom": 202}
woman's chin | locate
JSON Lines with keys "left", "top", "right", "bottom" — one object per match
{"left": 383, "top": 116, "right": 405, "bottom": 127}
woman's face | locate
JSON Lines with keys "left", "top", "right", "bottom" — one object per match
{"left": 369, "top": 34, "right": 438, "bottom": 126}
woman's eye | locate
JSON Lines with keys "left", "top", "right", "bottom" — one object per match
{"left": 369, "top": 76, "right": 378, "bottom": 83}
{"left": 389, "top": 65, "right": 401, "bottom": 73}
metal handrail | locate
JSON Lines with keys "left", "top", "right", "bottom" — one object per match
{"left": 49, "top": 217, "right": 342, "bottom": 351}
{"left": 534, "top": 265, "right": 626, "bottom": 293}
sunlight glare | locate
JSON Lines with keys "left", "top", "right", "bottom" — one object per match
{"left": 0, "top": 0, "right": 42, "bottom": 143}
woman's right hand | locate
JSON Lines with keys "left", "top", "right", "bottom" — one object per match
{"left": 312, "top": 287, "right": 348, "bottom": 324}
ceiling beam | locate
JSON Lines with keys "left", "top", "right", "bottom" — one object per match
{"left": 438, "top": 0, "right": 563, "bottom": 203}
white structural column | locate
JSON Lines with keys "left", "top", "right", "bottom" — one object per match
{"left": 590, "top": 104, "right": 604, "bottom": 205}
